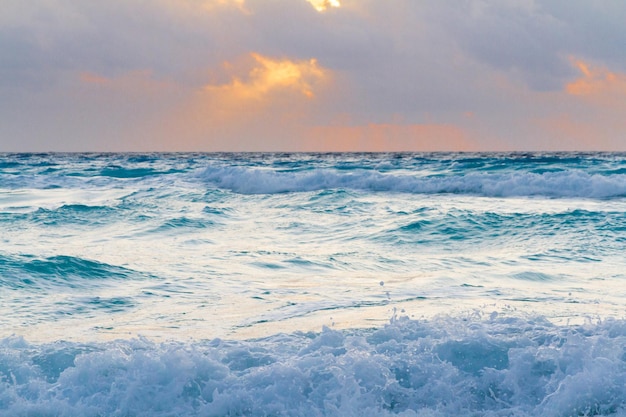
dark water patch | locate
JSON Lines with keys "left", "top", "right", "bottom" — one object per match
{"left": 381, "top": 207, "right": 626, "bottom": 254}
{"left": 284, "top": 257, "right": 320, "bottom": 267}
{"left": 604, "top": 167, "right": 626, "bottom": 175}
{"left": 0, "top": 211, "right": 28, "bottom": 223}
{"left": 191, "top": 188, "right": 231, "bottom": 203}
{"left": 0, "top": 160, "right": 22, "bottom": 169}
{"left": 308, "top": 188, "right": 351, "bottom": 203}
{"left": 126, "top": 154, "right": 160, "bottom": 163}
{"left": 251, "top": 261, "right": 286, "bottom": 270}
{"left": 23, "top": 256, "right": 129, "bottom": 280}
{"left": 388, "top": 212, "right": 491, "bottom": 245}
{"left": 523, "top": 251, "right": 602, "bottom": 264}
{"left": 154, "top": 216, "right": 216, "bottom": 232}
{"left": 40, "top": 167, "right": 61, "bottom": 175}
{"left": 461, "top": 283, "right": 485, "bottom": 288}
{"left": 511, "top": 272, "right": 556, "bottom": 282}
{"left": 0, "top": 254, "right": 146, "bottom": 290}
{"left": 58, "top": 296, "right": 136, "bottom": 316}
{"left": 99, "top": 166, "right": 183, "bottom": 178}
{"left": 201, "top": 206, "right": 230, "bottom": 216}
{"left": 398, "top": 219, "right": 432, "bottom": 231}
{"left": 85, "top": 296, "right": 135, "bottom": 311}
{"left": 29, "top": 204, "right": 119, "bottom": 226}
{"left": 282, "top": 256, "right": 336, "bottom": 271}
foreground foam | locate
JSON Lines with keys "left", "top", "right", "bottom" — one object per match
{"left": 2, "top": 315, "right": 626, "bottom": 416}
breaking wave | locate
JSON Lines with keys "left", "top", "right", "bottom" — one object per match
{"left": 2, "top": 315, "right": 626, "bottom": 416}
{"left": 198, "top": 165, "right": 626, "bottom": 199}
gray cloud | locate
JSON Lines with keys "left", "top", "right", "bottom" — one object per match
{"left": 244, "top": 0, "right": 393, "bottom": 71}
{"left": 4, "top": 1, "right": 622, "bottom": 91}
{"left": 541, "top": 0, "right": 626, "bottom": 70}
{"left": 1, "top": 0, "right": 625, "bottom": 151}
{"left": 440, "top": 0, "right": 626, "bottom": 90}
{"left": 450, "top": 2, "right": 572, "bottom": 90}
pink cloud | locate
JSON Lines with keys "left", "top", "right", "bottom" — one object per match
{"left": 566, "top": 58, "right": 626, "bottom": 104}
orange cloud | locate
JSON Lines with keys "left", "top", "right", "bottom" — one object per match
{"left": 530, "top": 60, "right": 626, "bottom": 151}
{"left": 306, "top": 123, "right": 474, "bottom": 152}
{"left": 566, "top": 58, "right": 626, "bottom": 101}
{"left": 158, "top": 53, "right": 331, "bottom": 150}
{"left": 204, "top": 53, "right": 326, "bottom": 101}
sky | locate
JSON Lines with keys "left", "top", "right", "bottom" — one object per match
{"left": 1, "top": 0, "right": 625, "bottom": 152}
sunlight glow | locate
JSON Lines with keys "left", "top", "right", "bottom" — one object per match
{"left": 307, "top": 0, "right": 341, "bottom": 12}
{"left": 204, "top": 53, "right": 326, "bottom": 100}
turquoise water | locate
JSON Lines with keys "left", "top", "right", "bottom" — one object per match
{"left": 1, "top": 152, "right": 626, "bottom": 416}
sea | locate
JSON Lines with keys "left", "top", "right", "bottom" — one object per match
{"left": 1, "top": 152, "right": 626, "bottom": 416}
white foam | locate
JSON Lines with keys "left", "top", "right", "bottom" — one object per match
{"left": 2, "top": 315, "right": 626, "bottom": 416}
{"left": 198, "top": 166, "right": 626, "bottom": 198}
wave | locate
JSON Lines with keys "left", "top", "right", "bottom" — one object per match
{"left": 27, "top": 204, "right": 119, "bottom": 227}
{"left": 1, "top": 315, "right": 626, "bottom": 416}
{"left": 0, "top": 254, "right": 144, "bottom": 290}
{"left": 198, "top": 166, "right": 626, "bottom": 198}
{"left": 384, "top": 208, "right": 624, "bottom": 249}
{"left": 98, "top": 166, "right": 184, "bottom": 179}
{"left": 3, "top": 153, "right": 626, "bottom": 198}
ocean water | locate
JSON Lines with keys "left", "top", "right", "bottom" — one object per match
{"left": 1, "top": 152, "right": 626, "bottom": 416}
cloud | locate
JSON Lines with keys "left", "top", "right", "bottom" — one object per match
{"left": 1, "top": 0, "right": 626, "bottom": 151}
{"left": 442, "top": 0, "right": 626, "bottom": 91}
{"left": 442, "top": 1, "right": 572, "bottom": 91}
{"left": 203, "top": 53, "right": 327, "bottom": 101}
{"left": 551, "top": 59, "right": 626, "bottom": 149}
{"left": 154, "top": 53, "right": 332, "bottom": 150}
{"left": 540, "top": 0, "right": 626, "bottom": 71}
{"left": 0, "top": 0, "right": 249, "bottom": 89}
{"left": 566, "top": 59, "right": 626, "bottom": 101}
{"left": 523, "top": 58, "right": 626, "bottom": 151}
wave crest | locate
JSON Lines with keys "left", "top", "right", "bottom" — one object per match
{"left": 198, "top": 166, "right": 626, "bottom": 198}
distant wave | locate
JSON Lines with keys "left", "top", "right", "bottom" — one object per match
{"left": 1, "top": 315, "right": 626, "bottom": 416}
{"left": 198, "top": 166, "right": 626, "bottom": 198}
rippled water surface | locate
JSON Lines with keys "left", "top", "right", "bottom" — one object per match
{"left": 1, "top": 152, "right": 626, "bottom": 416}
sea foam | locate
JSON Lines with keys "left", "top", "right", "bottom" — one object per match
{"left": 2, "top": 315, "right": 626, "bottom": 417}
{"left": 198, "top": 165, "right": 626, "bottom": 198}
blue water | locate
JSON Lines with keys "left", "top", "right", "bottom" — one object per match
{"left": 1, "top": 152, "right": 626, "bottom": 416}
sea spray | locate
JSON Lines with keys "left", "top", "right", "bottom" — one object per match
{"left": 2, "top": 315, "right": 626, "bottom": 416}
